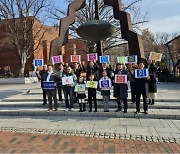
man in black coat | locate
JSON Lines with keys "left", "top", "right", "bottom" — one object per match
{"left": 36, "top": 65, "right": 48, "bottom": 105}
{"left": 86, "top": 61, "right": 100, "bottom": 81}
{"left": 44, "top": 65, "right": 59, "bottom": 111}
{"left": 99, "top": 62, "right": 113, "bottom": 78}
{"left": 135, "top": 62, "right": 149, "bottom": 114}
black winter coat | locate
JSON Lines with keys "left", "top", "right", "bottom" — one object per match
{"left": 148, "top": 74, "right": 157, "bottom": 93}
{"left": 113, "top": 69, "right": 128, "bottom": 98}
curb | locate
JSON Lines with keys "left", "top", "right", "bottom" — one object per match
{"left": 0, "top": 110, "right": 179, "bottom": 120}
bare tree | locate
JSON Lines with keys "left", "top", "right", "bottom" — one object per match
{"left": 0, "top": 0, "right": 51, "bottom": 77}
{"left": 50, "top": 0, "right": 148, "bottom": 53}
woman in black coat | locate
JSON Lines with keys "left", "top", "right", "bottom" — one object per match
{"left": 113, "top": 63, "right": 128, "bottom": 113}
{"left": 148, "top": 73, "right": 157, "bottom": 105}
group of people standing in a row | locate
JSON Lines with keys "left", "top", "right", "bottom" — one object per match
{"left": 36, "top": 59, "right": 158, "bottom": 114}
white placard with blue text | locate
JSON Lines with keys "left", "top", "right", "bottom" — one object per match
{"left": 33, "top": 59, "right": 44, "bottom": 67}
{"left": 135, "top": 69, "right": 149, "bottom": 78}
{"left": 99, "top": 55, "right": 110, "bottom": 63}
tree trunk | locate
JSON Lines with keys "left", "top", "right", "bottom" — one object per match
{"left": 18, "top": 53, "right": 27, "bottom": 77}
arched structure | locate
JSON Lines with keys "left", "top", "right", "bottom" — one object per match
{"left": 49, "top": 0, "right": 145, "bottom": 62}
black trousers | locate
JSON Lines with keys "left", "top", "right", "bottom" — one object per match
{"left": 130, "top": 84, "right": 136, "bottom": 103}
{"left": 117, "top": 96, "right": 128, "bottom": 111}
{"left": 57, "top": 89, "right": 62, "bottom": 101}
{"left": 42, "top": 89, "right": 47, "bottom": 104}
{"left": 46, "top": 89, "right": 58, "bottom": 109}
{"left": 88, "top": 88, "right": 97, "bottom": 111}
{"left": 136, "top": 93, "right": 148, "bottom": 112}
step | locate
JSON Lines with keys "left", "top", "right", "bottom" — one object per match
{"left": 2, "top": 98, "right": 180, "bottom": 102}
{"left": 0, "top": 101, "right": 180, "bottom": 109}
{"left": 0, "top": 107, "right": 179, "bottom": 120}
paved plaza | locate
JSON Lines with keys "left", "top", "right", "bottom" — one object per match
{"left": 0, "top": 82, "right": 180, "bottom": 153}
{"left": 0, "top": 131, "right": 180, "bottom": 153}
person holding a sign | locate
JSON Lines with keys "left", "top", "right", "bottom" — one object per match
{"left": 99, "top": 62, "right": 113, "bottom": 78}
{"left": 56, "top": 63, "right": 65, "bottom": 103}
{"left": 148, "top": 73, "right": 157, "bottom": 105}
{"left": 135, "top": 62, "right": 149, "bottom": 114}
{"left": 45, "top": 65, "right": 59, "bottom": 111}
{"left": 75, "top": 76, "right": 86, "bottom": 112}
{"left": 36, "top": 65, "right": 48, "bottom": 105}
{"left": 99, "top": 70, "right": 112, "bottom": 112}
{"left": 87, "top": 74, "right": 98, "bottom": 112}
{"left": 86, "top": 61, "right": 100, "bottom": 81}
{"left": 113, "top": 63, "right": 128, "bottom": 113}
{"left": 62, "top": 66, "right": 77, "bottom": 111}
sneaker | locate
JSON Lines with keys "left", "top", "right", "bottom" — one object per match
{"left": 124, "top": 110, "right": 127, "bottom": 113}
{"left": 70, "top": 108, "right": 74, "bottom": 111}
{"left": 89, "top": 110, "right": 92, "bottom": 112}
{"left": 94, "top": 110, "right": 97, "bottom": 112}
{"left": 64, "top": 108, "right": 69, "bottom": 112}
{"left": 42, "top": 102, "right": 47, "bottom": 105}
{"left": 54, "top": 108, "right": 58, "bottom": 111}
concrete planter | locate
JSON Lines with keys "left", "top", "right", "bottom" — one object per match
{"left": 0, "top": 77, "right": 38, "bottom": 84}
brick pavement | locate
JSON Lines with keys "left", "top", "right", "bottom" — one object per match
{"left": 0, "top": 132, "right": 180, "bottom": 153}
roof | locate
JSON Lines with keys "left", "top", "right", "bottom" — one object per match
{"left": 165, "top": 35, "right": 180, "bottom": 45}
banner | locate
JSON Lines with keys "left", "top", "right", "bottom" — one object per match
{"left": 87, "top": 53, "right": 98, "bottom": 61}
{"left": 149, "top": 52, "right": 162, "bottom": 62}
{"left": 33, "top": 59, "right": 44, "bottom": 67}
{"left": 62, "top": 76, "right": 73, "bottom": 85}
{"left": 86, "top": 81, "right": 98, "bottom": 89}
{"left": 74, "top": 84, "right": 86, "bottom": 92}
{"left": 117, "top": 57, "right": 127, "bottom": 63}
{"left": 70, "top": 55, "right": 81, "bottom": 63}
{"left": 115, "top": 75, "right": 127, "bottom": 84}
{"left": 135, "top": 69, "right": 149, "bottom": 78}
{"left": 99, "top": 55, "right": 110, "bottom": 63}
{"left": 127, "top": 55, "right": 137, "bottom": 63}
{"left": 43, "top": 81, "right": 55, "bottom": 89}
{"left": 52, "top": 55, "right": 63, "bottom": 64}
{"left": 99, "top": 79, "right": 111, "bottom": 88}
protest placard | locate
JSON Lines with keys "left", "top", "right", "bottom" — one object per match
{"left": 127, "top": 55, "right": 137, "bottom": 63}
{"left": 52, "top": 55, "right": 63, "bottom": 64}
{"left": 87, "top": 53, "right": 98, "bottom": 61}
{"left": 43, "top": 81, "right": 55, "bottom": 89}
{"left": 86, "top": 81, "right": 98, "bottom": 89}
{"left": 33, "top": 59, "right": 44, "bottom": 67}
{"left": 149, "top": 52, "right": 162, "bottom": 62}
{"left": 117, "top": 57, "right": 127, "bottom": 63}
{"left": 115, "top": 75, "right": 127, "bottom": 83}
{"left": 135, "top": 69, "right": 149, "bottom": 78}
{"left": 70, "top": 55, "right": 81, "bottom": 62}
{"left": 99, "top": 79, "right": 111, "bottom": 88}
{"left": 62, "top": 76, "right": 73, "bottom": 85}
{"left": 74, "top": 84, "right": 86, "bottom": 92}
{"left": 99, "top": 55, "right": 110, "bottom": 63}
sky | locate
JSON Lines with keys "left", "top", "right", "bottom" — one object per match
{"left": 54, "top": 0, "right": 180, "bottom": 34}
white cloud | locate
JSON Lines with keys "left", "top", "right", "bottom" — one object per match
{"left": 143, "top": 15, "right": 180, "bottom": 34}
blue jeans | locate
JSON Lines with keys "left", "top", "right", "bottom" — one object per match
{"left": 63, "top": 87, "right": 74, "bottom": 109}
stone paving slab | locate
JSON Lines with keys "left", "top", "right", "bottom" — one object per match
{"left": 0, "top": 131, "right": 180, "bottom": 153}
{"left": 0, "top": 116, "right": 180, "bottom": 143}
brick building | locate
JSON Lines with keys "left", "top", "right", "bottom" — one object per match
{"left": 0, "top": 18, "right": 87, "bottom": 77}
